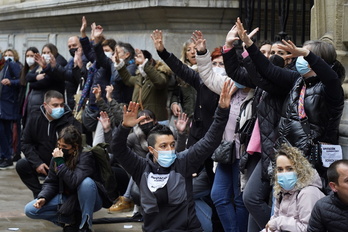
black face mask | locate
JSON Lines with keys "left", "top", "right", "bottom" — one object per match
{"left": 62, "top": 148, "right": 70, "bottom": 157}
{"left": 69, "top": 48, "right": 78, "bottom": 57}
{"left": 270, "top": 54, "right": 285, "bottom": 68}
{"left": 139, "top": 121, "right": 155, "bottom": 136}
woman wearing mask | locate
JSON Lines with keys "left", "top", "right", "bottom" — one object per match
{"left": 221, "top": 25, "right": 290, "bottom": 232}
{"left": 19, "top": 47, "right": 39, "bottom": 126}
{"left": 193, "top": 31, "right": 249, "bottom": 232}
{"left": 41, "top": 43, "right": 67, "bottom": 67}
{"left": 236, "top": 17, "right": 345, "bottom": 183}
{"left": 261, "top": 144, "right": 325, "bottom": 232}
{"left": 169, "top": 40, "right": 198, "bottom": 122}
{"left": 26, "top": 44, "right": 66, "bottom": 113}
{"left": 24, "top": 125, "right": 112, "bottom": 232}
{"left": 0, "top": 49, "right": 22, "bottom": 168}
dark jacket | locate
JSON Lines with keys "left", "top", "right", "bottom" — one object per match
{"left": 307, "top": 191, "right": 348, "bottom": 232}
{"left": 0, "top": 59, "right": 21, "bottom": 120}
{"left": 112, "top": 107, "right": 229, "bottom": 232}
{"left": 26, "top": 64, "right": 66, "bottom": 113}
{"left": 21, "top": 105, "right": 81, "bottom": 169}
{"left": 223, "top": 48, "right": 286, "bottom": 180}
{"left": 55, "top": 55, "right": 88, "bottom": 111}
{"left": 245, "top": 44, "right": 344, "bottom": 156}
{"left": 38, "top": 151, "right": 112, "bottom": 212}
{"left": 110, "top": 60, "right": 136, "bottom": 104}
{"left": 158, "top": 49, "right": 219, "bottom": 147}
{"left": 80, "top": 37, "right": 113, "bottom": 108}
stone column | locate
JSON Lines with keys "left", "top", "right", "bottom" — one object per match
{"left": 311, "top": 0, "right": 348, "bottom": 159}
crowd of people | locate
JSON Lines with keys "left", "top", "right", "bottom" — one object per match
{"left": 0, "top": 16, "right": 347, "bottom": 232}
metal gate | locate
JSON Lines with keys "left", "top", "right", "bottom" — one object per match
{"left": 239, "top": 0, "right": 314, "bottom": 46}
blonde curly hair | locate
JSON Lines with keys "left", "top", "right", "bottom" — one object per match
{"left": 273, "top": 144, "right": 315, "bottom": 197}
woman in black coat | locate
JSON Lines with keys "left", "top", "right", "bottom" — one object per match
{"left": 24, "top": 125, "right": 112, "bottom": 232}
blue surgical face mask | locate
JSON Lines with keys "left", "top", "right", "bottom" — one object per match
{"left": 296, "top": 56, "right": 311, "bottom": 76}
{"left": 50, "top": 107, "right": 65, "bottom": 119}
{"left": 234, "top": 81, "right": 246, "bottom": 89}
{"left": 155, "top": 149, "right": 177, "bottom": 168}
{"left": 277, "top": 172, "right": 297, "bottom": 191}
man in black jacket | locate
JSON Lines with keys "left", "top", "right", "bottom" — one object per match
{"left": 308, "top": 160, "right": 348, "bottom": 232}
{"left": 16, "top": 90, "right": 81, "bottom": 198}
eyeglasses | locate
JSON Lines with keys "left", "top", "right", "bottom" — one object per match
{"left": 212, "top": 62, "right": 224, "bottom": 67}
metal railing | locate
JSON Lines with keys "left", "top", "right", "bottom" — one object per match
{"left": 239, "top": 0, "right": 314, "bottom": 46}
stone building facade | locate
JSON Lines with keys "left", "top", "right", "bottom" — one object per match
{"left": 1, "top": 0, "right": 348, "bottom": 157}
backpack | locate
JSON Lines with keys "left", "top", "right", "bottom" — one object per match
{"left": 83, "top": 143, "right": 117, "bottom": 200}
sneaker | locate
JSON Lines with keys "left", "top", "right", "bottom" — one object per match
{"left": 108, "top": 196, "right": 134, "bottom": 213}
{"left": 0, "top": 159, "right": 14, "bottom": 169}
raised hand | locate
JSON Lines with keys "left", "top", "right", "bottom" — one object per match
{"left": 92, "top": 84, "right": 102, "bottom": 101}
{"left": 236, "top": 17, "right": 254, "bottom": 47}
{"left": 49, "top": 54, "right": 56, "bottom": 68}
{"left": 74, "top": 47, "right": 83, "bottom": 69}
{"left": 277, "top": 39, "right": 310, "bottom": 59}
{"left": 90, "top": 22, "right": 96, "bottom": 41}
{"left": 93, "top": 25, "right": 104, "bottom": 43}
{"left": 174, "top": 112, "right": 189, "bottom": 133}
{"left": 34, "top": 53, "right": 47, "bottom": 68}
{"left": 135, "top": 49, "right": 146, "bottom": 65}
{"left": 80, "top": 16, "right": 87, "bottom": 38}
{"left": 218, "top": 79, "right": 234, "bottom": 109}
{"left": 113, "top": 48, "right": 120, "bottom": 64}
{"left": 151, "top": 30, "right": 165, "bottom": 52}
{"left": 225, "top": 25, "right": 240, "bottom": 48}
{"left": 105, "top": 85, "right": 114, "bottom": 102}
{"left": 98, "top": 111, "right": 111, "bottom": 132}
{"left": 122, "top": 102, "right": 146, "bottom": 128}
{"left": 191, "top": 30, "right": 206, "bottom": 53}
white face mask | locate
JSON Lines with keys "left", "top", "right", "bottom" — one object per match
{"left": 42, "top": 54, "right": 51, "bottom": 63}
{"left": 26, "top": 57, "right": 35, "bottom": 67}
{"left": 104, "top": 52, "right": 113, "bottom": 59}
{"left": 4, "top": 56, "right": 14, "bottom": 61}
{"left": 212, "top": 66, "right": 227, "bottom": 76}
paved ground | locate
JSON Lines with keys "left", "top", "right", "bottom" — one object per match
{"left": 0, "top": 164, "right": 143, "bottom": 232}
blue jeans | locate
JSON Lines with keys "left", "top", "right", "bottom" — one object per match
{"left": 193, "top": 169, "right": 213, "bottom": 232}
{"left": 211, "top": 160, "right": 248, "bottom": 232}
{"left": 25, "top": 177, "right": 103, "bottom": 229}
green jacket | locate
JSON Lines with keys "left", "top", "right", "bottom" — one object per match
{"left": 118, "top": 60, "right": 171, "bottom": 121}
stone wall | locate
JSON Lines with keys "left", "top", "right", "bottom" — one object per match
{"left": 311, "top": 0, "right": 348, "bottom": 159}
{"left": 0, "top": 0, "right": 239, "bottom": 62}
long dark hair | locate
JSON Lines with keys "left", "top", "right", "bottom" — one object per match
{"left": 19, "top": 47, "right": 39, "bottom": 86}
{"left": 58, "top": 125, "right": 82, "bottom": 169}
